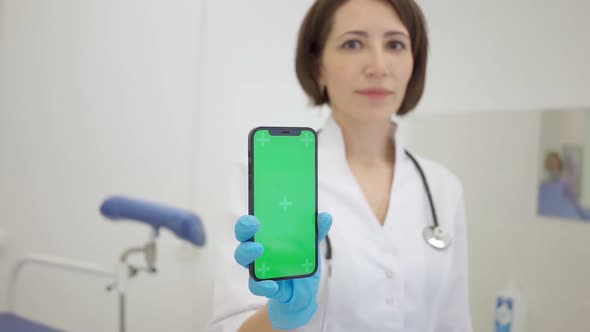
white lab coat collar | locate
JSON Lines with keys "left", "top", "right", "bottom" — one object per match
{"left": 318, "top": 114, "right": 411, "bottom": 172}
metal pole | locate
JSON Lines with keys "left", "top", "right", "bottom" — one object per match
{"left": 7, "top": 254, "right": 115, "bottom": 312}
{"left": 120, "top": 293, "right": 126, "bottom": 332}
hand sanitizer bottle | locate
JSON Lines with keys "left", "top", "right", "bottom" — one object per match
{"left": 494, "top": 280, "right": 525, "bottom": 332}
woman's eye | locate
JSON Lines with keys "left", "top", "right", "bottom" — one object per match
{"left": 342, "top": 40, "right": 362, "bottom": 49}
{"left": 387, "top": 40, "right": 406, "bottom": 50}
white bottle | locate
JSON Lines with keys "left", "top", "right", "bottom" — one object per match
{"left": 494, "top": 280, "right": 525, "bottom": 332}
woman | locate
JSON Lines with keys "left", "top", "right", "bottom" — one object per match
{"left": 209, "top": 0, "right": 472, "bottom": 331}
{"left": 543, "top": 151, "right": 576, "bottom": 198}
{"left": 538, "top": 151, "right": 590, "bottom": 220}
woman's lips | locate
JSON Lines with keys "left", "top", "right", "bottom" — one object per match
{"left": 356, "top": 89, "right": 394, "bottom": 100}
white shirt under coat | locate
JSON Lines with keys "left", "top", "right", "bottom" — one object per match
{"left": 208, "top": 115, "right": 473, "bottom": 332}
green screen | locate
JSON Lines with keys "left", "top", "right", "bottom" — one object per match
{"left": 250, "top": 128, "right": 317, "bottom": 280}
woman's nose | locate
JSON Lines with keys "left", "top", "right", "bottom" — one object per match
{"left": 364, "top": 49, "right": 389, "bottom": 78}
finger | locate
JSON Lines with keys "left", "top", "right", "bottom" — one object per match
{"left": 248, "top": 278, "right": 279, "bottom": 298}
{"left": 235, "top": 215, "right": 260, "bottom": 242}
{"left": 234, "top": 242, "right": 263, "bottom": 267}
{"left": 272, "top": 279, "right": 294, "bottom": 303}
{"left": 317, "top": 212, "right": 333, "bottom": 242}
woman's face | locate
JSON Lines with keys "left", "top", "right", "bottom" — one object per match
{"left": 318, "top": 0, "right": 414, "bottom": 123}
{"left": 546, "top": 155, "right": 562, "bottom": 173}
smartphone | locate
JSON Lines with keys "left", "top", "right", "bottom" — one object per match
{"left": 248, "top": 126, "right": 318, "bottom": 281}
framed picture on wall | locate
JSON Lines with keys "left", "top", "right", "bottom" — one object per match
{"left": 536, "top": 109, "right": 590, "bottom": 222}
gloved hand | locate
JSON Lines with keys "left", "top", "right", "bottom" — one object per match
{"left": 234, "top": 212, "right": 332, "bottom": 330}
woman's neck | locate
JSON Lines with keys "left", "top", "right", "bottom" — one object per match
{"left": 332, "top": 112, "right": 396, "bottom": 167}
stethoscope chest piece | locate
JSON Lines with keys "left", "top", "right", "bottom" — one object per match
{"left": 423, "top": 225, "right": 452, "bottom": 250}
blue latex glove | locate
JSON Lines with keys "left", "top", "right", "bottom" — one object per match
{"left": 234, "top": 212, "right": 332, "bottom": 330}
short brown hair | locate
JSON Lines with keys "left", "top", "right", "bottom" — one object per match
{"left": 295, "top": 0, "right": 429, "bottom": 116}
{"left": 545, "top": 151, "right": 563, "bottom": 172}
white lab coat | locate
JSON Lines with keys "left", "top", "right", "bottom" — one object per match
{"left": 208, "top": 116, "right": 472, "bottom": 332}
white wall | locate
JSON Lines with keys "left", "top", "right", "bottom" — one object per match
{"left": 403, "top": 111, "right": 590, "bottom": 332}
{"left": 418, "top": 0, "right": 590, "bottom": 113}
{"left": 0, "top": 1, "right": 209, "bottom": 331}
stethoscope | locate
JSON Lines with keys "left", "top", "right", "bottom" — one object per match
{"left": 319, "top": 149, "right": 452, "bottom": 332}
{"left": 321, "top": 147, "right": 453, "bottom": 255}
